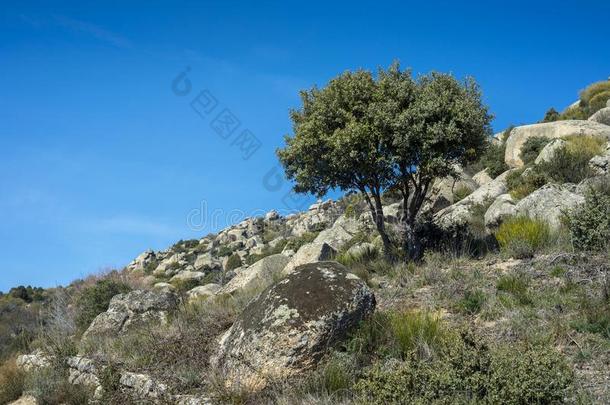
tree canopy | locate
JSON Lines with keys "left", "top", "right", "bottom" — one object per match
{"left": 278, "top": 63, "right": 492, "bottom": 259}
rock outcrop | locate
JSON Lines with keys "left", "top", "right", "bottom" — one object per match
{"left": 588, "top": 107, "right": 610, "bottom": 126}
{"left": 82, "top": 290, "right": 178, "bottom": 340}
{"left": 514, "top": 184, "right": 585, "bottom": 230}
{"left": 484, "top": 193, "right": 517, "bottom": 228}
{"left": 504, "top": 120, "right": 610, "bottom": 167}
{"left": 434, "top": 169, "right": 515, "bottom": 228}
{"left": 213, "top": 261, "right": 375, "bottom": 390}
{"left": 282, "top": 242, "right": 336, "bottom": 274}
{"left": 534, "top": 139, "right": 567, "bottom": 165}
{"left": 219, "top": 254, "right": 291, "bottom": 295}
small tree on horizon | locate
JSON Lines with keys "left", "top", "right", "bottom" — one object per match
{"left": 277, "top": 63, "right": 491, "bottom": 260}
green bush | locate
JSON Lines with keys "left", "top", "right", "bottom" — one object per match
{"left": 537, "top": 146, "right": 593, "bottom": 185}
{"left": 479, "top": 141, "right": 509, "bottom": 178}
{"left": 0, "top": 358, "right": 24, "bottom": 404}
{"left": 541, "top": 107, "right": 560, "bottom": 122}
{"left": 25, "top": 367, "right": 92, "bottom": 405}
{"left": 284, "top": 231, "right": 320, "bottom": 252}
{"left": 348, "top": 310, "right": 449, "bottom": 361}
{"left": 580, "top": 80, "right": 610, "bottom": 115}
{"left": 458, "top": 289, "right": 487, "bottom": 315}
{"left": 355, "top": 336, "right": 574, "bottom": 405}
{"left": 244, "top": 239, "right": 288, "bottom": 265}
{"left": 506, "top": 168, "right": 548, "bottom": 200}
{"left": 75, "top": 279, "right": 131, "bottom": 331}
{"left": 496, "top": 273, "right": 532, "bottom": 305}
{"left": 225, "top": 253, "right": 242, "bottom": 271}
{"left": 568, "top": 189, "right": 610, "bottom": 252}
{"left": 170, "top": 278, "right": 201, "bottom": 293}
{"left": 495, "top": 217, "right": 551, "bottom": 258}
{"left": 452, "top": 185, "right": 472, "bottom": 202}
{"left": 520, "top": 136, "right": 550, "bottom": 165}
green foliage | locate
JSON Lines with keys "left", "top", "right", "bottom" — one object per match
{"left": 348, "top": 310, "right": 449, "bottom": 361}
{"left": 458, "top": 289, "right": 487, "bottom": 314}
{"left": 537, "top": 145, "right": 594, "bottom": 185}
{"left": 171, "top": 278, "right": 201, "bottom": 293}
{"left": 497, "top": 273, "right": 532, "bottom": 305}
{"left": 244, "top": 239, "right": 287, "bottom": 265}
{"left": 0, "top": 358, "right": 25, "bottom": 404}
{"left": 495, "top": 217, "right": 551, "bottom": 258}
{"left": 580, "top": 80, "right": 610, "bottom": 115}
{"left": 0, "top": 297, "right": 40, "bottom": 361}
{"left": 568, "top": 188, "right": 610, "bottom": 251}
{"left": 452, "top": 185, "right": 472, "bottom": 202}
{"left": 572, "top": 293, "right": 610, "bottom": 339}
{"left": 75, "top": 279, "right": 131, "bottom": 331}
{"left": 214, "top": 245, "right": 234, "bottom": 258}
{"left": 8, "top": 285, "right": 46, "bottom": 303}
{"left": 354, "top": 334, "right": 573, "bottom": 405}
{"left": 478, "top": 140, "right": 509, "bottom": 178}
{"left": 278, "top": 63, "right": 491, "bottom": 259}
{"left": 520, "top": 136, "right": 550, "bottom": 165}
{"left": 543, "top": 80, "right": 610, "bottom": 121}
{"left": 485, "top": 344, "right": 574, "bottom": 404}
{"left": 541, "top": 107, "right": 560, "bottom": 122}
{"left": 284, "top": 231, "right": 319, "bottom": 252}
{"left": 506, "top": 168, "right": 548, "bottom": 200}
{"left": 25, "top": 366, "right": 92, "bottom": 405}
{"left": 225, "top": 253, "right": 242, "bottom": 271}
{"left": 564, "top": 134, "right": 605, "bottom": 157}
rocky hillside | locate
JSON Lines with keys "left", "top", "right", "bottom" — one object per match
{"left": 1, "top": 81, "right": 610, "bottom": 404}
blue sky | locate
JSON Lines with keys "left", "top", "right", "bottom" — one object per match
{"left": 1, "top": 1, "right": 609, "bottom": 291}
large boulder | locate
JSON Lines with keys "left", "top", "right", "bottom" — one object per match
{"left": 282, "top": 242, "right": 336, "bottom": 274}
{"left": 213, "top": 261, "right": 375, "bottom": 390}
{"left": 588, "top": 142, "right": 610, "bottom": 175}
{"left": 514, "top": 184, "right": 585, "bottom": 230}
{"left": 534, "top": 139, "right": 567, "bottom": 165}
{"left": 504, "top": 120, "right": 610, "bottom": 167}
{"left": 588, "top": 107, "right": 610, "bottom": 126}
{"left": 434, "top": 169, "right": 515, "bottom": 228}
{"left": 16, "top": 350, "right": 50, "bottom": 371}
{"left": 312, "top": 215, "right": 361, "bottom": 251}
{"left": 219, "top": 254, "right": 291, "bottom": 295}
{"left": 422, "top": 167, "right": 478, "bottom": 214}
{"left": 169, "top": 270, "right": 205, "bottom": 283}
{"left": 82, "top": 290, "right": 178, "bottom": 340}
{"left": 472, "top": 168, "right": 493, "bottom": 186}
{"left": 484, "top": 194, "right": 517, "bottom": 229}
{"left": 187, "top": 283, "right": 221, "bottom": 302}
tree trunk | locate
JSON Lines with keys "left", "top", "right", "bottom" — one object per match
{"left": 361, "top": 189, "right": 393, "bottom": 261}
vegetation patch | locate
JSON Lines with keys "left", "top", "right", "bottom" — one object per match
{"left": 75, "top": 279, "right": 131, "bottom": 331}
{"left": 495, "top": 217, "right": 551, "bottom": 258}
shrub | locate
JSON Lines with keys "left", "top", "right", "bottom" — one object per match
{"left": 541, "top": 107, "right": 560, "bottom": 122}
{"left": 479, "top": 141, "right": 509, "bottom": 178}
{"left": 25, "top": 366, "right": 92, "bottom": 405}
{"left": 486, "top": 344, "right": 574, "bottom": 404}
{"left": 75, "top": 279, "right": 131, "bottom": 331}
{"left": 347, "top": 310, "right": 449, "bottom": 361}
{"left": 354, "top": 335, "right": 573, "bottom": 404}
{"left": 245, "top": 239, "right": 287, "bottom": 265}
{"left": 0, "top": 358, "right": 24, "bottom": 404}
{"left": 495, "top": 217, "right": 550, "bottom": 258}
{"left": 497, "top": 273, "right": 532, "bottom": 305}
{"left": 520, "top": 136, "right": 550, "bottom": 165}
{"left": 214, "top": 245, "right": 234, "bottom": 257}
{"left": 568, "top": 189, "right": 610, "bottom": 252}
{"left": 452, "top": 185, "right": 472, "bottom": 202}
{"left": 580, "top": 80, "right": 610, "bottom": 115}
{"left": 225, "top": 253, "right": 242, "bottom": 271}
{"left": 171, "top": 278, "right": 201, "bottom": 293}
{"left": 458, "top": 289, "right": 487, "bottom": 315}
{"left": 572, "top": 294, "right": 610, "bottom": 339}
{"left": 537, "top": 145, "right": 593, "bottom": 184}
{"left": 284, "top": 231, "right": 319, "bottom": 252}
{"left": 506, "top": 168, "right": 548, "bottom": 200}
